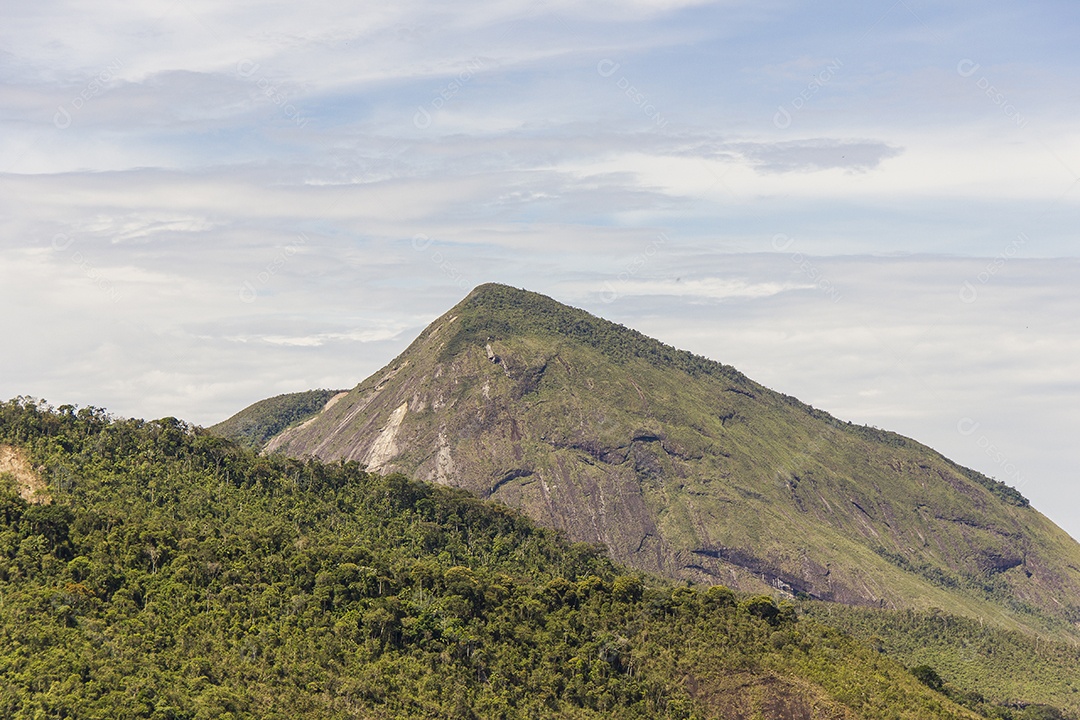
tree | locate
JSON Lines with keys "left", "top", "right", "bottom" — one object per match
{"left": 910, "top": 664, "right": 944, "bottom": 692}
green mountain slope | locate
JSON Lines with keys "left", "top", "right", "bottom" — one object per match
{"left": 0, "top": 398, "right": 1001, "bottom": 719}
{"left": 211, "top": 388, "right": 346, "bottom": 450}
{"left": 240, "top": 284, "right": 1080, "bottom": 641}
{"left": 805, "top": 603, "right": 1080, "bottom": 719}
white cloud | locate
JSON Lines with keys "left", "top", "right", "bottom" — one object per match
{"left": 3, "top": 0, "right": 1080, "bottom": 540}
{"left": 228, "top": 328, "right": 410, "bottom": 347}
{"left": 596, "top": 276, "right": 811, "bottom": 300}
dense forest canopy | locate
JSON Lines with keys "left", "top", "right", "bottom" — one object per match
{"left": 0, "top": 398, "right": 1068, "bottom": 719}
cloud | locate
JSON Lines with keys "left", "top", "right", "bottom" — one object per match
{"left": 3, "top": 0, "right": 1080, "bottom": 540}
{"left": 733, "top": 139, "right": 903, "bottom": 173}
{"left": 225, "top": 328, "right": 410, "bottom": 347}
{"left": 593, "top": 276, "right": 812, "bottom": 301}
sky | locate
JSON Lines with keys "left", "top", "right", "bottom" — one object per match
{"left": 1, "top": 1, "right": 1078, "bottom": 537}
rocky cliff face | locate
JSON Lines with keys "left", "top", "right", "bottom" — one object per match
{"left": 226, "top": 284, "right": 1080, "bottom": 637}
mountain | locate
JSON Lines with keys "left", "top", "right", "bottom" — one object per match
{"left": 214, "top": 283, "right": 1080, "bottom": 641}
{"left": 1, "top": 398, "right": 1007, "bottom": 719}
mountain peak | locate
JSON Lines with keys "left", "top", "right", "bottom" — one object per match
{"left": 438, "top": 284, "right": 748, "bottom": 385}
{"left": 447, "top": 282, "right": 585, "bottom": 333}
{"left": 460, "top": 281, "right": 531, "bottom": 303}
{"left": 217, "top": 284, "right": 1076, "bottom": 641}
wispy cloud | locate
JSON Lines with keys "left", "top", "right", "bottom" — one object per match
{"left": 2, "top": 0, "right": 1079, "bottom": 537}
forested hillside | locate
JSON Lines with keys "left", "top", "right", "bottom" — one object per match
{"left": 0, "top": 397, "right": 1005, "bottom": 720}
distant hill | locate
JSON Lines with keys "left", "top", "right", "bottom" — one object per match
{"left": 212, "top": 388, "right": 346, "bottom": 450}
{"left": 226, "top": 283, "right": 1080, "bottom": 643}
{"left": 0, "top": 397, "right": 1006, "bottom": 719}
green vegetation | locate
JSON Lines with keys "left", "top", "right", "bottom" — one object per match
{"left": 806, "top": 603, "right": 1080, "bottom": 719}
{"left": 439, "top": 284, "right": 1028, "bottom": 510}
{"left": 945, "top": 459, "right": 1029, "bottom": 508}
{"left": 435, "top": 283, "right": 751, "bottom": 385}
{"left": 0, "top": 397, "right": 993, "bottom": 719}
{"left": 210, "top": 389, "right": 343, "bottom": 449}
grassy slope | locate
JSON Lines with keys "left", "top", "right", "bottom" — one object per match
{"left": 806, "top": 602, "right": 1080, "bottom": 717}
{"left": 256, "top": 285, "right": 1080, "bottom": 644}
{"left": 210, "top": 389, "right": 344, "bottom": 449}
{"left": 0, "top": 398, "right": 992, "bottom": 720}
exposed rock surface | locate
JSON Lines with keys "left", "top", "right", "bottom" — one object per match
{"left": 0, "top": 444, "right": 50, "bottom": 504}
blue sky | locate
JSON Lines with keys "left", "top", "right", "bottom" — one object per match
{"left": 2, "top": 0, "right": 1078, "bottom": 536}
